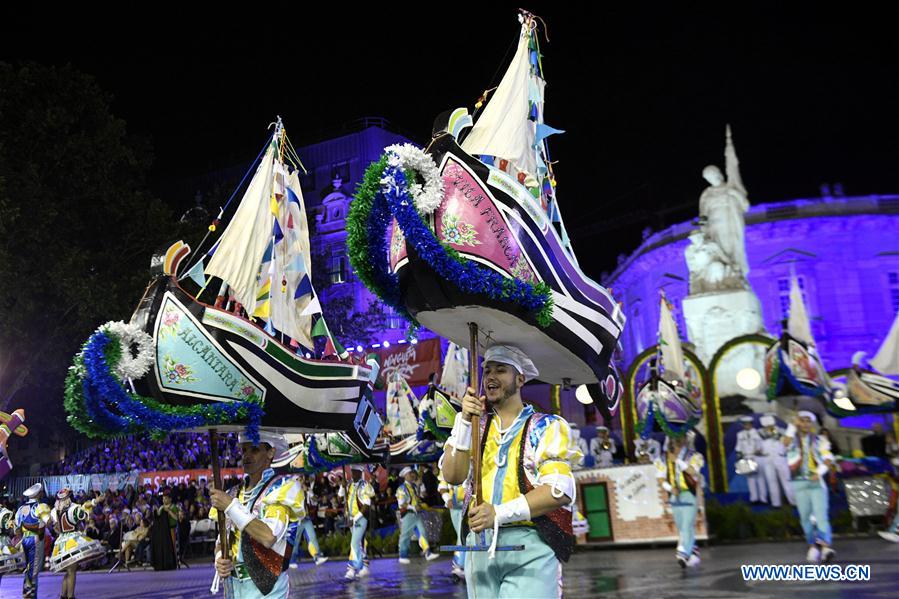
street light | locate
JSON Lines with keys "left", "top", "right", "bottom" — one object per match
{"left": 736, "top": 367, "right": 761, "bottom": 391}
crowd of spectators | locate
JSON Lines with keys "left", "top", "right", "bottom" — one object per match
{"left": 41, "top": 433, "right": 242, "bottom": 475}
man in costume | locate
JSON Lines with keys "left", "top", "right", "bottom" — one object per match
{"left": 655, "top": 431, "right": 704, "bottom": 568}
{"left": 211, "top": 431, "right": 303, "bottom": 598}
{"left": 635, "top": 436, "right": 661, "bottom": 464}
{"left": 15, "top": 482, "right": 51, "bottom": 598}
{"left": 590, "top": 426, "right": 616, "bottom": 468}
{"left": 343, "top": 464, "right": 374, "bottom": 581}
{"left": 438, "top": 467, "right": 467, "bottom": 581}
{"left": 735, "top": 415, "right": 767, "bottom": 503}
{"left": 569, "top": 423, "right": 589, "bottom": 469}
{"left": 396, "top": 465, "right": 439, "bottom": 564}
{"left": 50, "top": 488, "right": 101, "bottom": 599}
{"left": 784, "top": 411, "right": 835, "bottom": 562}
{"left": 289, "top": 475, "right": 328, "bottom": 567}
{"left": 759, "top": 414, "right": 795, "bottom": 508}
{"left": 441, "top": 344, "right": 582, "bottom": 598}
{"left": 0, "top": 507, "right": 24, "bottom": 588}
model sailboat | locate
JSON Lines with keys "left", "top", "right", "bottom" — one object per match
{"left": 835, "top": 310, "right": 899, "bottom": 413}
{"left": 349, "top": 11, "right": 625, "bottom": 419}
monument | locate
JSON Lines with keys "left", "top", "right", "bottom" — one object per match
{"left": 683, "top": 125, "right": 767, "bottom": 400}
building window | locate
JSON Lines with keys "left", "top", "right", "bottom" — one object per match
{"left": 385, "top": 306, "right": 403, "bottom": 330}
{"left": 778, "top": 276, "right": 806, "bottom": 318}
{"left": 328, "top": 246, "right": 348, "bottom": 284}
{"left": 332, "top": 161, "right": 351, "bottom": 184}
{"left": 889, "top": 272, "right": 899, "bottom": 313}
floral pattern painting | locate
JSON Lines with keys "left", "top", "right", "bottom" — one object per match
{"left": 162, "top": 354, "right": 198, "bottom": 385}
{"left": 509, "top": 254, "right": 535, "bottom": 283}
{"left": 441, "top": 211, "right": 481, "bottom": 247}
{"left": 158, "top": 306, "right": 182, "bottom": 341}
{"left": 391, "top": 222, "right": 406, "bottom": 262}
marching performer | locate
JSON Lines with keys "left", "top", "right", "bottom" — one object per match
{"left": 15, "top": 482, "right": 52, "bottom": 598}
{"left": 759, "top": 415, "right": 795, "bottom": 507}
{"left": 396, "top": 466, "right": 439, "bottom": 564}
{"left": 784, "top": 411, "right": 835, "bottom": 563}
{"left": 290, "top": 475, "right": 328, "bottom": 567}
{"left": 441, "top": 344, "right": 583, "bottom": 598}
{"left": 438, "top": 467, "right": 467, "bottom": 581}
{"left": 0, "top": 507, "right": 24, "bottom": 586}
{"left": 50, "top": 488, "right": 104, "bottom": 599}
{"left": 590, "top": 426, "right": 616, "bottom": 468}
{"left": 570, "top": 424, "right": 588, "bottom": 469}
{"left": 655, "top": 431, "right": 704, "bottom": 568}
{"left": 343, "top": 464, "right": 374, "bottom": 581}
{"left": 736, "top": 416, "right": 767, "bottom": 503}
{"left": 210, "top": 431, "right": 303, "bottom": 598}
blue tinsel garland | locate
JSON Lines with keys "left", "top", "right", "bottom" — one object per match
{"left": 81, "top": 331, "right": 263, "bottom": 442}
{"left": 356, "top": 163, "right": 552, "bottom": 329}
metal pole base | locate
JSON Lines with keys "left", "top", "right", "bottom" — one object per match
{"left": 440, "top": 544, "right": 525, "bottom": 552}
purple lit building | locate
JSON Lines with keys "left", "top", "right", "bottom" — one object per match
{"left": 604, "top": 194, "right": 899, "bottom": 373}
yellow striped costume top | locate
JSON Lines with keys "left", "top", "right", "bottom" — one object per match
{"left": 348, "top": 479, "right": 375, "bottom": 521}
{"left": 396, "top": 481, "right": 421, "bottom": 512}
{"left": 437, "top": 470, "right": 467, "bottom": 509}
{"left": 654, "top": 447, "right": 704, "bottom": 493}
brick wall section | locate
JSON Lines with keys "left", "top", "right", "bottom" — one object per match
{"left": 574, "top": 465, "right": 708, "bottom": 545}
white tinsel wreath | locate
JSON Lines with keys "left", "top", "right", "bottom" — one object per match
{"left": 101, "top": 320, "right": 155, "bottom": 381}
{"left": 383, "top": 143, "right": 444, "bottom": 214}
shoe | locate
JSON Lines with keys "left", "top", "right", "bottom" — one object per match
{"left": 686, "top": 554, "right": 701, "bottom": 568}
{"left": 314, "top": 556, "right": 329, "bottom": 566}
{"left": 398, "top": 557, "right": 411, "bottom": 564}
{"left": 425, "top": 551, "right": 440, "bottom": 561}
{"left": 358, "top": 565, "right": 370, "bottom": 578}
{"left": 878, "top": 531, "right": 899, "bottom": 543}
{"left": 677, "top": 554, "right": 687, "bottom": 569}
{"left": 344, "top": 567, "right": 357, "bottom": 580}
{"left": 806, "top": 546, "right": 820, "bottom": 562}
{"left": 451, "top": 563, "right": 465, "bottom": 581}
{"left": 820, "top": 547, "right": 835, "bottom": 563}
{"left": 289, "top": 562, "right": 298, "bottom": 569}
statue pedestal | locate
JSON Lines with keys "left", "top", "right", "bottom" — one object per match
{"left": 682, "top": 289, "right": 767, "bottom": 399}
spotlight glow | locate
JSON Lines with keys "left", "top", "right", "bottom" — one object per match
{"left": 575, "top": 385, "right": 593, "bottom": 405}
{"left": 383, "top": 341, "right": 390, "bottom": 348}
{"left": 736, "top": 368, "right": 761, "bottom": 391}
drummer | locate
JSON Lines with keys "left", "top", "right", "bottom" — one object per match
{"left": 736, "top": 416, "right": 767, "bottom": 504}
{"left": 0, "top": 507, "right": 23, "bottom": 586}
{"left": 51, "top": 488, "right": 101, "bottom": 599}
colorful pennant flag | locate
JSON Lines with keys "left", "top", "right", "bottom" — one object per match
{"left": 294, "top": 275, "right": 313, "bottom": 299}
{"left": 273, "top": 218, "right": 284, "bottom": 243}
{"left": 185, "top": 261, "right": 207, "bottom": 288}
{"left": 536, "top": 124, "right": 565, "bottom": 145}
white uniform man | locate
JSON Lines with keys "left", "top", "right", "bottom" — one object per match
{"left": 590, "top": 426, "right": 616, "bottom": 468}
{"left": 570, "top": 424, "right": 586, "bottom": 470}
{"left": 759, "top": 415, "right": 795, "bottom": 507}
{"left": 635, "top": 437, "right": 662, "bottom": 464}
{"left": 735, "top": 416, "right": 767, "bottom": 503}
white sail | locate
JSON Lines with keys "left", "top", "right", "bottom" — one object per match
{"left": 205, "top": 145, "right": 276, "bottom": 311}
{"left": 870, "top": 309, "right": 899, "bottom": 375}
{"left": 460, "top": 23, "right": 536, "bottom": 175}
{"left": 269, "top": 169, "right": 315, "bottom": 348}
{"left": 787, "top": 275, "right": 816, "bottom": 347}
{"left": 440, "top": 341, "right": 469, "bottom": 400}
{"left": 386, "top": 375, "right": 419, "bottom": 437}
{"left": 659, "top": 297, "right": 686, "bottom": 381}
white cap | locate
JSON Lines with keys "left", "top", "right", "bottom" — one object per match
{"left": 24, "top": 483, "right": 42, "bottom": 499}
{"left": 739, "top": 416, "right": 754, "bottom": 424}
{"left": 483, "top": 345, "right": 539, "bottom": 382}
{"left": 350, "top": 464, "right": 366, "bottom": 472}
{"left": 597, "top": 426, "right": 609, "bottom": 433}
{"left": 797, "top": 410, "right": 817, "bottom": 423}
{"left": 238, "top": 430, "right": 289, "bottom": 463}
{"left": 760, "top": 416, "right": 776, "bottom": 427}
{"left": 399, "top": 466, "right": 414, "bottom": 478}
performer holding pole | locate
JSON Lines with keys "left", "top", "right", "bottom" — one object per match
{"left": 15, "top": 483, "right": 51, "bottom": 599}
{"left": 210, "top": 431, "right": 303, "bottom": 598}
{"left": 441, "top": 323, "right": 583, "bottom": 597}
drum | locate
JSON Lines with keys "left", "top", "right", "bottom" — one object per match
{"left": 735, "top": 457, "right": 759, "bottom": 476}
{"left": 49, "top": 532, "right": 105, "bottom": 572}
{"left": 0, "top": 547, "right": 25, "bottom": 575}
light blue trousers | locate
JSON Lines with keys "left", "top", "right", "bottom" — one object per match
{"left": 348, "top": 516, "right": 368, "bottom": 571}
{"left": 890, "top": 508, "right": 899, "bottom": 533}
{"left": 291, "top": 517, "right": 321, "bottom": 560}
{"left": 793, "top": 478, "right": 832, "bottom": 545}
{"left": 450, "top": 507, "right": 465, "bottom": 568}
{"left": 670, "top": 490, "right": 698, "bottom": 558}
{"left": 230, "top": 571, "right": 289, "bottom": 598}
{"left": 464, "top": 527, "right": 560, "bottom": 599}
{"left": 399, "top": 511, "right": 430, "bottom": 558}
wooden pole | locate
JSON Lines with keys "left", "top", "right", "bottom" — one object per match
{"left": 468, "top": 322, "right": 483, "bottom": 507}
{"left": 209, "top": 428, "right": 231, "bottom": 596}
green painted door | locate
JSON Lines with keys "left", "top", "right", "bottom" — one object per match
{"left": 583, "top": 482, "right": 613, "bottom": 541}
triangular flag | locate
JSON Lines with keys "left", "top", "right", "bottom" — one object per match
{"left": 285, "top": 255, "right": 306, "bottom": 274}
{"left": 301, "top": 295, "right": 322, "bottom": 317}
{"left": 207, "top": 241, "right": 220, "bottom": 257}
{"left": 270, "top": 193, "right": 279, "bottom": 216}
{"left": 273, "top": 218, "right": 284, "bottom": 243}
{"left": 311, "top": 316, "right": 328, "bottom": 338}
{"left": 253, "top": 300, "right": 271, "bottom": 319}
{"left": 536, "top": 124, "right": 565, "bottom": 145}
{"left": 528, "top": 78, "right": 542, "bottom": 104}
{"left": 256, "top": 279, "right": 271, "bottom": 302}
{"left": 294, "top": 275, "right": 313, "bottom": 299}
{"left": 185, "top": 261, "right": 206, "bottom": 288}
{"left": 264, "top": 318, "right": 275, "bottom": 335}
{"left": 260, "top": 240, "right": 273, "bottom": 264}
{"left": 287, "top": 212, "right": 294, "bottom": 229}
{"left": 287, "top": 187, "right": 302, "bottom": 206}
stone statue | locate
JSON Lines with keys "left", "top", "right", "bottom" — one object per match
{"left": 688, "top": 125, "right": 751, "bottom": 294}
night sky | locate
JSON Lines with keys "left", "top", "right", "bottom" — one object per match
{"left": 4, "top": 4, "right": 899, "bottom": 276}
